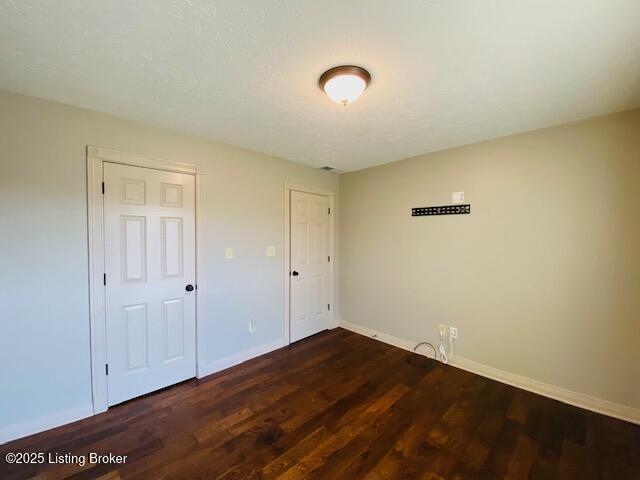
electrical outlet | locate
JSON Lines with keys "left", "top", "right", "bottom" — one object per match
{"left": 450, "top": 327, "right": 458, "bottom": 339}
{"left": 439, "top": 324, "right": 447, "bottom": 337}
{"left": 225, "top": 247, "right": 234, "bottom": 259}
{"left": 249, "top": 319, "right": 256, "bottom": 332}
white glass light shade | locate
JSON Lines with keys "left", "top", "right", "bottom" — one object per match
{"left": 323, "top": 74, "right": 367, "bottom": 105}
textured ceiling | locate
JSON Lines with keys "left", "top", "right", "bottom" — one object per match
{"left": 1, "top": 1, "right": 639, "bottom": 172}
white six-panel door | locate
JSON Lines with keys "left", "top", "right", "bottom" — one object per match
{"left": 104, "top": 163, "right": 196, "bottom": 406}
{"left": 290, "top": 190, "right": 331, "bottom": 342}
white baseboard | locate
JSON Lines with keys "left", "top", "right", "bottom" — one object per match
{"left": 0, "top": 404, "right": 94, "bottom": 445}
{"left": 450, "top": 356, "right": 640, "bottom": 425}
{"left": 340, "top": 320, "right": 640, "bottom": 425}
{"left": 197, "top": 338, "right": 287, "bottom": 379}
{"left": 328, "top": 316, "right": 341, "bottom": 330}
{"left": 341, "top": 320, "right": 416, "bottom": 351}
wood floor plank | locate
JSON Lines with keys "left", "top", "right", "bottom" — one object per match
{"left": 273, "top": 383, "right": 411, "bottom": 480}
{"left": 1, "top": 328, "right": 638, "bottom": 480}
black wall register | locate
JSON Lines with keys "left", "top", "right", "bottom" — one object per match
{"left": 412, "top": 204, "right": 471, "bottom": 216}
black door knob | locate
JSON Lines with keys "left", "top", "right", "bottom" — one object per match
{"left": 185, "top": 284, "right": 194, "bottom": 292}
{"left": 291, "top": 271, "right": 299, "bottom": 276}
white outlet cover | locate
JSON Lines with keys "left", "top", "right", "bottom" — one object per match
{"left": 450, "top": 327, "right": 458, "bottom": 339}
{"left": 452, "top": 191, "right": 464, "bottom": 203}
{"left": 266, "top": 246, "right": 276, "bottom": 257}
{"left": 225, "top": 247, "right": 233, "bottom": 259}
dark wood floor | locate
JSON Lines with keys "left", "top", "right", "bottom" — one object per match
{"left": 1, "top": 328, "right": 639, "bottom": 479}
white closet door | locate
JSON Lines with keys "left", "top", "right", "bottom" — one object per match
{"left": 104, "top": 162, "right": 196, "bottom": 406}
{"left": 290, "top": 190, "right": 331, "bottom": 342}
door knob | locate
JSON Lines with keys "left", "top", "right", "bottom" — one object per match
{"left": 185, "top": 284, "right": 194, "bottom": 292}
{"left": 291, "top": 271, "right": 299, "bottom": 276}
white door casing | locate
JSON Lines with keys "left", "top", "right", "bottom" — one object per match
{"left": 289, "top": 190, "right": 332, "bottom": 342}
{"left": 103, "top": 162, "right": 196, "bottom": 406}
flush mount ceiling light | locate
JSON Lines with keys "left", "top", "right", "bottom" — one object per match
{"left": 319, "top": 65, "right": 371, "bottom": 105}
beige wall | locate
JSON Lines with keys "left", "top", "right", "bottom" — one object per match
{"left": 0, "top": 90, "right": 339, "bottom": 434}
{"left": 340, "top": 109, "right": 640, "bottom": 410}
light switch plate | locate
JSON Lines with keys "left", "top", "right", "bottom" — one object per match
{"left": 225, "top": 247, "right": 233, "bottom": 259}
{"left": 266, "top": 246, "right": 276, "bottom": 257}
{"left": 452, "top": 191, "right": 464, "bottom": 203}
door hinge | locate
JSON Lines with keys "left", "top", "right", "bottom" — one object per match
{"left": 103, "top": 273, "right": 107, "bottom": 286}
{"left": 101, "top": 182, "right": 105, "bottom": 194}
{"left": 328, "top": 255, "right": 330, "bottom": 262}
{"left": 328, "top": 207, "right": 331, "bottom": 214}
{"left": 105, "top": 364, "right": 109, "bottom": 376}
{"left": 328, "top": 303, "right": 331, "bottom": 311}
